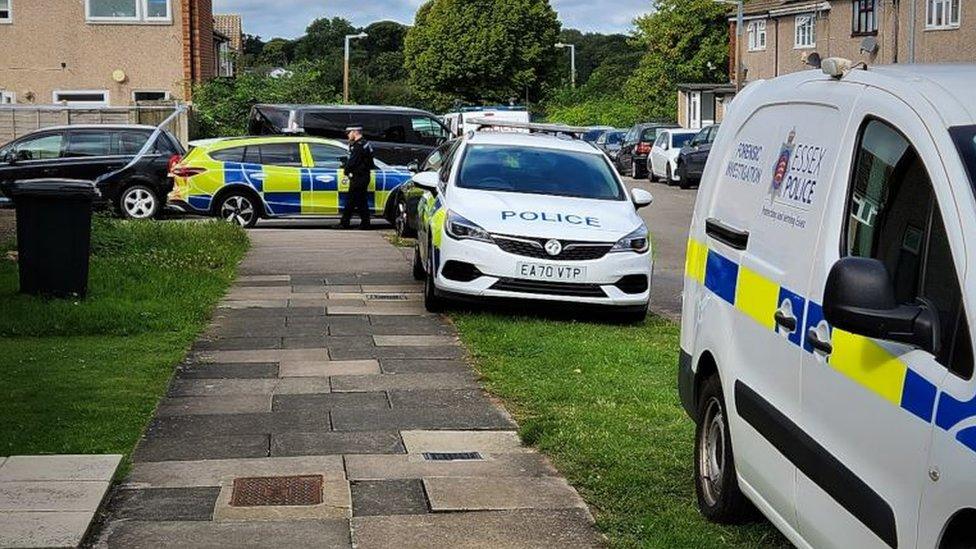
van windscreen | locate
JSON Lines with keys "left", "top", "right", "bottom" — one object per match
{"left": 951, "top": 125, "right": 976, "bottom": 195}
{"left": 249, "top": 106, "right": 290, "bottom": 135}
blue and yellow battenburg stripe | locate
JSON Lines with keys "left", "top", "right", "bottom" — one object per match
{"left": 685, "top": 237, "right": 976, "bottom": 453}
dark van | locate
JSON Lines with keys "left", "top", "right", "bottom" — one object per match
{"left": 248, "top": 105, "right": 453, "bottom": 166}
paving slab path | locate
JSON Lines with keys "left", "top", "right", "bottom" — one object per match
{"left": 94, "top": 226, "right": 604, "bottom": 549}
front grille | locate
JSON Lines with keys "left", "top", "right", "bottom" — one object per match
{"left": 491, "top": 278, "right": 607, "bottom": 298}
{"left": 492, "top": 234, "right": 612, "bottom": 261}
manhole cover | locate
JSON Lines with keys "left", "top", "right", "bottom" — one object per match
{"left": 422, "top": 452, "right": 484, "bottom": 461}
{"left": 231, "top": 475, "right": 323, "bottom": 507}
{"left": 365, "top": 293, "right": 410, "bottom": 301}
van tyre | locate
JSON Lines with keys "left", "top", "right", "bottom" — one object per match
{"left": 217, "top": 192, "right": 259, "bottom": 228}
{"left": 695, "top": 374, "right": 755, "bottom": 524}
{"left": 412, "top": 246, "right": 425, "bottom": 281}
{"left": 119, "top": 184, "right": 160, "bottom": 220}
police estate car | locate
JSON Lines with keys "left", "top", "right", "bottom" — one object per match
{"left": 411, "top": 132, "right": 654, "bottom": 321}
{"left": 680, "top": 61, "right": 976, "bottom": 548}
{"left": 167, "top": 136, "right": 412, "bottom": 227}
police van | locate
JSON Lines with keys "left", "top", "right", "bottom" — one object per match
{"left": 411, "top": 131, "right": 654, "bottom": 321}
{"left": 679, "top": 61, "right": 976, "bottom": 548}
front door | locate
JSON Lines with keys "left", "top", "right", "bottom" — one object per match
{"left": 798, "top": 107, "right": 958, "bottom": 548}
{"left": 689, "top": 92, "right": 702, "bottom": 129}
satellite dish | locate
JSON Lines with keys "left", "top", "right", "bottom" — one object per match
{"left": 805, "top": 52, "right": 822, "bottom": 68}
{"left": 860, "top": 36, "right": 879, "bottom": 55}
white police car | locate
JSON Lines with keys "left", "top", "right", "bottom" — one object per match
{"left": 410, "top": 132, "right": 653, "bottom": 321}
{"left": 680, "top": 61, "right": 976, "bottom": 548}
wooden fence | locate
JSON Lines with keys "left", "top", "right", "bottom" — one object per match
{"left": 0, "top": 104, "right": 191, "bottom": 146}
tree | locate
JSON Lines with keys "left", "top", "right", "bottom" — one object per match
{"left": 293, "top": 17, "right": 358, "bottom": 62}
{"left": 260, "top": 38, "right": 296, "bottom": 66}
{"left": 404, "top": 0, "right": 561, "bottom": 109}
{"left": 624, "top": 0, "right": 729, "bottom": 121}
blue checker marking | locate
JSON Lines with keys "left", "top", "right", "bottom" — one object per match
{"left": 777, "top": 287, "right": 807, "bottom": 347}
{"left": 956, "top": 426, "right": 976, "bottom": 452}
{"left": 188, "top": 195, "right": 212, "bottom": 210}
{"left": 704, "top": 250, "right": 738, "bottom": 305}
{"left": 901, "top": 368, "right": 938, "bottom": 422}
{"left": 803, "top": 301, "right": 828, "bottom": 354}
{"left": 935, "top": 390, "right": 976, "bottom": 431}
{"left": 264, "top": 192, "right": 302, "bottom": 215}
{"left": 307, "top": 169, "right": 339, "bottom": 192}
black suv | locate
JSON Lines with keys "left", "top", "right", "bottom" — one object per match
{"left": 248, "top": 104, "right": 453, "bottom": 166}
{"left": 617, "top": 122, "right": 677, "bottom": 178}
{"left": 0, "top": 125, "right": 184, "bottom": 219}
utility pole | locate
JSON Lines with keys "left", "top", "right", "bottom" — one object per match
{"left": 343, "top": 32, "right": 368, "bottom": 104}
{"left": 715, "top": 0, "right": 744, "bottom": 92}
{"left": 555, "top": 42, "right": 577, "bottom": 89}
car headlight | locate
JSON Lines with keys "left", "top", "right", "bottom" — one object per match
{"left": 445, "top": 210, "right": 493, "bottom": 243}
{"left": 610, "top": 225, "right": 649, "bottom": 254}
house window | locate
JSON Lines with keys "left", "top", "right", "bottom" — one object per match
{"left": 0, "top": 0, "right": 10, "bottom": 23}
{"left": 0, "top": 91, "right": 14, "bottom": 104}
{"left": 927, "top": 0, "right": 960, "bottom": 28}
{"left": 852, "top": 0, "right": 878, "bottom": 34}
{"left": 795, "top": 14, "right": 816, "bottom": 48}
{"left": 747, "top": 20, "right": 767, "bottom": 51}
{"left": 86, "top": 0, "right": 171, "bottom": 22}
{"left": 132, "top": 90, "right": 169, "bottom": 102}
{"left": 53, "top": 90, "right": 110, "bottom": 106}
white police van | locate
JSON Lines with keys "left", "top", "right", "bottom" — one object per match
{"left": 410, "top": 131, "right": 654, "bottom": 321}
{"left": 679, "top": 61, "right": 976, "bottom": 548}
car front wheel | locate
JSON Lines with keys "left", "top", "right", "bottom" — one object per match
{"left": 423, "top": 244, "right": 444, "bottom": 313}
{"left": 119, "top": 185, "right": 160, "bottom": 220}
{"left": 218, "top": 192, "right": 260, "bottom": 228}
{"left": 395, "top": 197, "right": 415, "bottom": 238}
{"left": 412, "top": 246, "right": 425, "bottom": 281}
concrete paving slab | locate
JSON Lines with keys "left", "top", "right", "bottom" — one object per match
{"left": 0, "top": 511, "right": 94, "bottom": 549}
{"left": 331, "top": 373, "right": 479, "bottom": 392}
{"left": 274, "top": 377, "right": 333, "bottom": 395}
{"left": 133, "top": 434, "right": 270, "bottom": 462}
{"left": 388, "top": 389, "right": 496, "bottom": 410}
{"left": 288, "top": 297, "right": 330, "bottom": 307}
{"left": 294, "top": 284, "right": 344, "bottom": 293}
{"left": 331, "top": 407, "right": 515, "bottom": 432}
{"left": 125, "top": 456, "right": 345, "bottom": 488}
{"left": 328, "top": 302, "right": 428, "bottom": 316}
{"left": 424, "top": 477, "right": 586, "bottom": 512}
{"left": 157, "top": 396, "right": 272, "bottom": 416}
{"left": 345, "top": 453, "right": 558, "bottom": 480}
{"left": 107, "top": 487, "right": 219, "bottom": 521}
{"left": 360, "top": 285, "right": 423, "bottom": 293}
{"left": 400, "top": 430, "right": 531, "bottom": 454}
{"left": 218, "top": 300, "right": 290, "bottom": 309}
{"left": 238, "top": 275, "right": 291, "bottom": 283}
{"left": 169, "top": 379, "right": 278, "bottom": 397}
{"left": 271, "top": 432, "right": 404, "bottom": 456}
{"left": 176, "top": 362, "right": 279, "bottom": 379}
{"left": 0, "top": 455, "right": 121, "bottom": 482}
{"left": 373, "top": 335, "right": 457, "bottom": 347}
{"left": 279, "top": 359, "right": 380, "bottom": 377}
{"left": 271, "top": 392, "right": 389, "bottom": 414}
{"left": 329, "top": 293, "right": 422, "bottom": 301}
{"left": 194, "top": 348, "right": 329, "bottom": 364}
{"left": 379, "top": 359, "right": 470, "bottom": 374}
{"left": 0, "top": 481, "right": 109, "bottom": 512}
{"left": 225, "top": 287, "right": 296, "bottom": 299}
{"left": 322, "top": 285, "right": 362, "bottom": 293}
{"left": 351, "top": 479, "right": 428, "bottom": 517}
{"left": 101, "top": 519, "right": 352, "bottom": 548}
{"left": 281, "top": 335, "right": 375, "bottom": 350}
{"left": 351, "top": 509, "right": 604, "bottom": 548}
{"left": 146, "top": 411, "right": 331, "bottom": 439}
{"left": 328, "top": 345, "right": 464, "bottom": 360}
{"left": 192, "top": 337, "right": 280, "bottom": 351}
{"left": 212, "top": 479, "right": 350, "bottom": 521}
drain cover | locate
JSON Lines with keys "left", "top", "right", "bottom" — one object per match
{"left": 422, "top": 452, "right": 484, "bottom": 461}
{"left": 231, "top": 475, "right": 323, "bottom": 507}
{"left": 365, "top": 293, "right": 410, "bottom": 301}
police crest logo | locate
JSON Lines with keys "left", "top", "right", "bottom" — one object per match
{"left": 770, "top": 128, "right": 796, "bottom": 201}
{"left": 544, "top": 239, "right": 563, "bottom": 256}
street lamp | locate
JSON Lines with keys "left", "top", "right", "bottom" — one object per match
{"left": 343, "top": 32, "right": 368, "bottom": 104}
{"left": 714, "top": 0, "right": 744, "bottom": 92}
{"left": 555, "top": 42, "right": 576, "bottom": 89}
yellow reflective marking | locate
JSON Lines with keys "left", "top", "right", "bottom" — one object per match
{"left": 299, "top": 143, "right": 314, "bottom": 168}
{"left": 735, "top": 266, "right": 779, "bottom": 330}
{"left": 375, "top": 190, "right": 391, "bottom": 212}
{"left": 431, "top": 208, "right": 447, "bottom": 247}
{"left": 685, "top": 238, "right": 707, "bottom": 283}
{"left": 829, "top": 329, "right": 908, "bottom": 405}
{"left": 300, "top": 191, "right": 338, "bottom": 214}
{"left": 261, "top": 167, "right": 302, "bottom": 192}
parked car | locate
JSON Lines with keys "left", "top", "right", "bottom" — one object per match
{"left": 0, "top": 125, "right": 184, "bottom": 219}
{"left": 442, "top": 106, "right": 530, "bottom": 136}
{"left": 617, "top": 122, "right": 677, "bottom": 178}
{"left": 582, "top": 126, "right": 614, "bottom": 144}
{"left": 648, "top": 128, "right": 698, "bottom": 184}
{"left": 390, "top": 138, "right": 461, "bottom": 238}
{"left": 167, "top": 136, "right": 412, "bottom": 228}
{"left": 248, "top": 104, "right": 452, "bottom": 166}
{"left": 674, "top": 124, "right": 719, "bottom": 189}
{"left": 595, "top": 130, "right": 626, "bottom": 160}
{"left": 679, "top": 62, "right": 976, "bottom": 549}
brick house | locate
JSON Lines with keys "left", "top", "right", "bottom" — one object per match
{"left": 213, "top": 14, "right": 243, "bottom": 77}
{"left": 0, "top": 0, "right": 232, "bottom": 106}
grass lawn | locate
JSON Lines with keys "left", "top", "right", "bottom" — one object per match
{"left": 453, "top": 313, "right": 787, "bottom": 548}
{"left": 0, "top": 216, "right": 248, "bottom": 459}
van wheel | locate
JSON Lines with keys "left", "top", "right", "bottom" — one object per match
{"left": 695, "top": 374, "right": 755, "bottom": 524}
{"left": 412, "top": 246, "right": 425, "bottom": 281}
{"left": 119, "top": 184, "right": 160, "bottom": 220}
{"left": 217, "top": 192, "right": 259, "bottom": 228}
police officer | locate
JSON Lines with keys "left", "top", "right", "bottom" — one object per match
{"left": 340, "top": 126, "right": 376, "bottom": 229}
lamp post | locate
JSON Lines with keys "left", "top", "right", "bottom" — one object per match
{"left": 555, "top": 42, "right": 576, "bottom": 89}
{"left": 715, "top": 0, "right": 744, "bottom": 92}
{"left": 343, "top": 32, "right": 368, "bottom": 104}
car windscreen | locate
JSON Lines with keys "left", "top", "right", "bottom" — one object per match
{"left": 951, "top": 125, "right": 976, "bottom": 196}
{"left": 672, "top": 133, "right": 695, "bottom": 148}
{"left": 583, "top": 129, "right": 606, "bottom": 143}
{"left": 456, "top": 144, "right": 625, "bottom": 200}
{"left": 640, "top": 127, "right": 661, "bottom": 142}
{"left": 606, "top": 132, "right": 624, "bottom": 145}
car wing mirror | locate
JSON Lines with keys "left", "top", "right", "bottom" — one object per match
{"left": 411, "top": 170, "right": 440, "bottom": 192}
{"left": 407, "top": 161, "right": 420, "bottom": 173}
{"left": 631, "top": 188, "right": 653, "bottom": 209}
{"left": 823, "top": 257, "right": 940, "bottom": 354}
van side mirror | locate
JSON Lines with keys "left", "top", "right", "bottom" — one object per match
{"left": 631, "top": 188, "right": 653, "bottom": 209}
{"left": 411, "top": 170, "right": 440, "bottom": 192}
{"left": 823, "top": 257, "right": 940, "bottom": 354}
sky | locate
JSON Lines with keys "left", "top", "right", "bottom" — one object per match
{"left": 213, "top": 0, "right": 650, "bottom": 40}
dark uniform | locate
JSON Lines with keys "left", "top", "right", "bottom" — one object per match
{"left": 340, "top": 132, "right": 376, "bottom": 229}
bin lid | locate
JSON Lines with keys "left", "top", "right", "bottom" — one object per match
{"left": 7, "top": 179, "right": 100, "bottom": 199}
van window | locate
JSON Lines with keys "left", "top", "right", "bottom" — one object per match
{"left": 258, "top": 143, "right": 302, "bottom": 167}
{"left": 409, "top": 116, "right": 449, "bottom": 146}
{"left": 844, "top": 119, "right": 972, "bottom": 378}
{"left": 308, "top": 143, "right": 347, "bottom": 168}
{"left": 302, "top": 111, "right": 350, "bottom": 139}
{"left": 210, "top": 146, "right": 246, "bottom": 162}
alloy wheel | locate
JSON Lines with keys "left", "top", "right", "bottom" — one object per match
{"left": 122, "top": 187, "right": 157, "bottom": 219}
{"left": 220, "top": 195, "right": 255, "bottom": 227}
{"left": 395, "top": 200, "right": 408, "bottom": 237}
